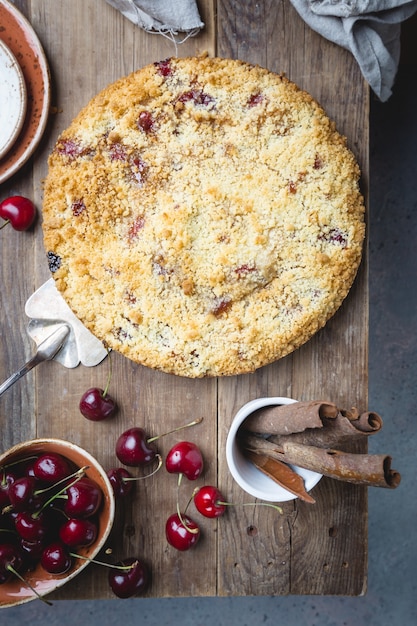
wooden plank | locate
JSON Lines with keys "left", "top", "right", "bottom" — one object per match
{"left": 216, "top": 0, "right": 368, "bottom": 596}
{"left": 35, "top": 0, "right": 217, "bottom": 601}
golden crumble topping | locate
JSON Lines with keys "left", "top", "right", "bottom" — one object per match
{"left": 42, "top": 56, "right": 365, "bottom": 377}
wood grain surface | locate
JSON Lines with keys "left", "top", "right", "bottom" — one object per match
{"left": 0, "top": 0, "right": 369, "bottom": 598}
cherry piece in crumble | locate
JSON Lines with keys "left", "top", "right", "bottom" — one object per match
{"left": 138, "top": 111, "right": 155, "bottom": 133}
{"left": 128, "top": 216, "right": 145, "bottom": 242}
{"left": 319, "top": 228, "right": 348, "bottom": 248}
{"left": 247, "top": 93, "right": 263, "bottom": 107}
{"left": 55, "top": 138, "right": 94, "bottom": 161}
{"left": 177, "top": 89, "right": 216, "bottom": 108}
{"left": 71, "top": 199, "right": 87, "bottom": 216}
{"left": 154, "top": 58, "right": 173, "bottom": 77}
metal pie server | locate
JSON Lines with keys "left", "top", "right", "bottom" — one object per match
{"left": 0, "top": 324, "right": 70, "bottom": 397}
{"left": 0, "top": 279, "right": 108, "bottom": 397}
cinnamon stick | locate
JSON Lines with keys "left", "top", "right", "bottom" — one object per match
{"left": 243, "top": 401, "right": 338, "bottom": 436}
{"left": 245, "top": 450, "right": 316, "bottom": 503}
{"left": 267, "top": 411, "right": 383, "bottom": 449}
{"left": 242, "top": 434, "right": 401, "bottom": 489}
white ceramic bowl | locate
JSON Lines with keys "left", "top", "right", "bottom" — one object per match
{"left": 226, "top": 397, "right": 322, "bottom": 502}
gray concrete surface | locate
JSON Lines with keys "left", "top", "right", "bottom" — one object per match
{"left": 2, "top": 25, "right": 417, "bottom": 626}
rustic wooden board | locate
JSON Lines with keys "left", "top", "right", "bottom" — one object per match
{"left": 0, "top": 0, "right": 368, "bottom": 599}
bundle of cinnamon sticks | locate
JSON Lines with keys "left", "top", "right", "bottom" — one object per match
{"left": 238, "top": 400, "right": 401, "bottom": 503}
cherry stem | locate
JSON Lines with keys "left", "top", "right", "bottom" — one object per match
{"left": 102, "top": 346, "right": 112, "bottom": 398}
{"left": 0, "top": 528, "right": 17, "bottom": 536}
{"left": 1, "top": 455, "right": 38, "bottom": 474}
{"left": 175, "top": 474, "right": 199, "bottom": 534}
{"left": 0, "top": 219, "right": 10, "bottom": 230}
{"left": 6, "top": 564, "right": 52, "bottom": 606}
{"left": 123, "top": 454, "right": 163, "bottom": 481}
{"left": 69, "top": 552, "right": 138, "bottom": 571}
{"left": 147, "top": 416, "right": 203, "bottom": 443}
{"left": 219, "top": 501, "right": 283, "bottom": 514}
{"left": 34, "top": 465, "right": 91, "bottom": 496}
{"left": 32, "top": 467, "right": 87, "bottom": 518}
{"left": 190, "top": 487, "right": 283, "bottom": 514}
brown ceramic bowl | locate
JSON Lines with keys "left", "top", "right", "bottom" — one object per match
{"left": 0, "top": 438, "right": 115, "bottom": 608}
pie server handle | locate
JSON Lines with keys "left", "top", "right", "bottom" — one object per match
{"left": 0, "top": 324, "right": 70, "bottom": 398}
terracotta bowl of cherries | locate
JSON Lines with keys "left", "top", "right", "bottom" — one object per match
{"left": 0, "top": 438, "right": 115, "bottom": 608}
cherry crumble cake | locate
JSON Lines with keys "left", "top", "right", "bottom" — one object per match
{"left": 42, "top": 55, "right": 365, "bottom": 377}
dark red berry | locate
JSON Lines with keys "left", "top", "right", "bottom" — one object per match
{"left": 47, "top": 251, "right": 61, "bottom": 272}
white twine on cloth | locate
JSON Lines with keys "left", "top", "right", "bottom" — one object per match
{"left": 104, "top": 0, "right": 204, "bottom": 47}
{"left": 290, "top": 0, "right": 417, "bottom": 100}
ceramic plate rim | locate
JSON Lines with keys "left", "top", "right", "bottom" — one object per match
{"left": 0, "top": 0, "right": 50, "bottom": 184}
{"left": 0, "top": 39, "right": 27, "bottom": 159}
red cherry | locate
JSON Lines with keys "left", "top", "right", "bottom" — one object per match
{"left": 59, "top": 518, "right": 97, "bottom": 547}
{"left": 20, "top": 538, "right": 46, "bottom": 562}
{"left": 8, "top": 476, "right": 41, "bottom": 512}
{"left": 33, "top": 452, "right": 72, "bottom": 483}
{"left": 79, "top": 387, "right": 117, "bottom": 421}
{"left": 0, "top": 543, "right": 25, "bottom": 584}
{"left": 137, "top": 110, "right": 155, "bottom": 133}
{"left": 64, "top": 477, "right": 102, "bottom": 518}
{"left": 193, "top": 485, "right": 227, "bottom": 518}
{"left": 14, "top": 510, "right": 50, "bottom": 543}
{"left": 115, "top": 428, "right": 156, "bottom": 466}
{"left": 108, "top": 557, "right": 149, "bottom": 598}
{"left": 165, "top": 513, "right": 200, "bottom": 551}
{"left": 41, "top": 541, "right": 72, "bottom": 574}
{"left": 107, "top": 467, "right": 134, "bottom": 498}
{"left": 0, "top": 469, "right": 17, "bottom": 508}
{"left": 0, "top": 195, "right": 36, "bottom": 231}
{"left": 165, "top": 442, "right": 203, "bottom": 480}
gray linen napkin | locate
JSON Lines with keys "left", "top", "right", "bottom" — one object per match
{"left": 104, "top": 0, "right": 204, "bottom": 39}
{"left": 290, "top": 0, "right": 417, "bottom": 101}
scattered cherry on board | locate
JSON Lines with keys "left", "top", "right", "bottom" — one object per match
{"left": 0, "top": 196, "right": 36, "bottom": 231}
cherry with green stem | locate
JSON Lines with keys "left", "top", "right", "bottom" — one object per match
{"left": 107, "top": 455, "right": 163, "bottom": 499}
{"left": 0, "top": 542, "right": 52, "bottom": 605}
{"left": 5, "top": 462, "right": 89, "bottom": 515}
{"left": 164, "top": 440, "right": 204, "bottom": 538}
{"left": 165, "top": 441, "right": 204, "bottom": 481}
{"left": 79, "top": 348, "right": 116, "bottom": 421}
{"left": 165, "top": 512, "right": 200, "bottom": 551}
{"left": 115, "top": 417, "right": 203, "bottom": 467}
{"left": 192, "top": 485, "right": 283, "bottom": 518}
{"left": 67, "top": 551, "right": 149, "bottom": 598}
